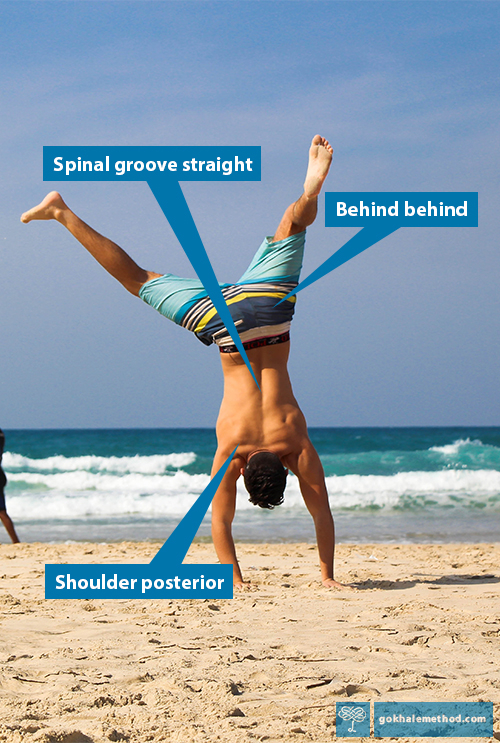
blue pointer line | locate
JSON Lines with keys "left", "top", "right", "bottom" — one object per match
{"left": 276, "top": 225, "right": 400, "bottom": 302}
{"left": 147, "top": 179, "right": 259, "bottom": 388}
{"left": 149, "top": 447, "right": 238, "bottom": 567}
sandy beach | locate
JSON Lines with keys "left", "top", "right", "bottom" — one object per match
{"left": 0, "top": 541, "right": 498, "bottom": 742}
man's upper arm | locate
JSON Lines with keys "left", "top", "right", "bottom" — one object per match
{"left": 291, "top": 442, "right": 330, "bottom": 517}
{"left": 210, "top": 452, "right": 244, "bottom": 525}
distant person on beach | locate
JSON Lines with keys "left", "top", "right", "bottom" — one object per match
{"left": 0, "top": 430, "right": 20, "bottom": 543}
{"left": 22, "top": 135, "right": 346, "bottom": 589}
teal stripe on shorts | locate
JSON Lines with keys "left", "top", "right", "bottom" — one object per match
{"left": 236, "top": 231, "right": 305, "bottom": 285}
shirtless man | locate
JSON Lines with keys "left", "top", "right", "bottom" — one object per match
{"left": 22, "top": 135, "right": 343, "bottom": 589}
{"left": 0, "top": 429, "right": 20, "bottom": 544}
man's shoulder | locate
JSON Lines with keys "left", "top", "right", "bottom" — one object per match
{"left": 213, "top": 445, "right": 247, "bottom": 469}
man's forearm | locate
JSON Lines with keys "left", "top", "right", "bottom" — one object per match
{"left": 211, "top": 519, "right": 244, "bottom": 585}
{"left": 313, "top": 510, "right": 335, "bottom": 582}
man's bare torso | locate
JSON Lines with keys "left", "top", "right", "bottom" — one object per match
{"left": 216, "top": 342, "right": 310, "bottom": 471}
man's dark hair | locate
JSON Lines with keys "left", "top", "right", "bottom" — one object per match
{"left": 243, "top": 452, "right": 287, "bottom": 509}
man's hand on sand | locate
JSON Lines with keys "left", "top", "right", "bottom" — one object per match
{"left": 322, "top": 578, "right": 356, "bottom": 590}
{"left": 234, "top": 581, "right": 255, "bottom": 591}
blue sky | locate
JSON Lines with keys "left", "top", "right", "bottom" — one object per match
{"left": 1, "top": 1, "right": 499, "bottom": 428}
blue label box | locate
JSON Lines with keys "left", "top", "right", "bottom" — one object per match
{"left": 326, "top": 192, "right": 478, "bottom": 227}
{"left": 45, "top": 564, "right": 233, "bottom": 599}
{"left": 374, "top": 702, "right": 492, "bottom": 737}
{"left": 43, "top": 146, "right": 261, "bottom": 181}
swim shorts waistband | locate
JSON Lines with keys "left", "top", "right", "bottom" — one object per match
{"left": 219, "top": 331, "right": 290, "bottom": 354}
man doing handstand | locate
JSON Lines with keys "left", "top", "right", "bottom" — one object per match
{"left": 22, "top": 135, "right": 345, "bottom": 589}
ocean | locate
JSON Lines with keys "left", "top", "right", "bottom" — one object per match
{"left": 2, "top": 427, "right": 500, "bottom": 544}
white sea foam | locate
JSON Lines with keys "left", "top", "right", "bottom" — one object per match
{"left": 429, "top": 438, "right": 478, "bottom": 455}
{"left": 3, "top": 451, "right": 196, "bottom": 474}
{"left": 5, "top": 468, "right": 500, "bottom": 521}
{"left": 7, "top": 469, "right": 209, "bottom": 494}
{"left": 323, "top": 468, "right": 500, "bottom": 508}
{"left": 428, "top": 437, "right": 500, "bottom": 456}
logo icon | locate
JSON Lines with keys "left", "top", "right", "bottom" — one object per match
{"left": 335, "top": 702, "right": 370, "bottom": 737}
{"left": 338, "top": 706, "right": 367, "bottom": 733}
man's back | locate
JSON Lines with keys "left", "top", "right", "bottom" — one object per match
{"left": 216, "top": 343, "right": 309, "bottom": 462}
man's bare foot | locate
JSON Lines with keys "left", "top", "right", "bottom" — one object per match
{"left": 322, "top": 578, "right": 356, "bottom": 591}
{"left": 21, "top": 191, "right": 68, "bottom": 224}
{"left": 304, "top": 135, "right": 333, "bottom": 199}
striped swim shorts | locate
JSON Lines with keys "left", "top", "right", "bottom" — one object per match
{"left": 139, "top": 231, "right": 305, "bottom": 349}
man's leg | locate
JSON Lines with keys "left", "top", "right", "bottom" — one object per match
{"left": 21, "top": 192, "right": 161, "bottom": 296}
{"left": 0, "top": 510, "right": 19, "bottom": 544}
{"left": 273, "top": 135, "right": 333, "bottom": 242}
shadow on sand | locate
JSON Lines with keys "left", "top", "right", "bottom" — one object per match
{"left": 352, "top": 573, "right": 499, "bottom": 590}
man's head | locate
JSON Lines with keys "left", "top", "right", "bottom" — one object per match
{"left": 242, "top": 451, "right": 287, "bottom": 509}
